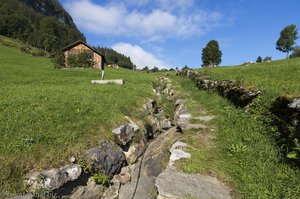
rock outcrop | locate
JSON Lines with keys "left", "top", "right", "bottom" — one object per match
{"left": 85, "top": 141, "right": 125, "bottom": 176}
{"left": 156, "top": 169, "right": 231, "bottom": 199}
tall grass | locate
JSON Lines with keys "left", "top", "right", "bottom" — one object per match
{"left": 0, "top": 44, "right": 156, "bottom": 192}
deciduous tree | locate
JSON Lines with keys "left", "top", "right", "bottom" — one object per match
{"left": 276, "top": 24, "right": 298, "bottom": 59}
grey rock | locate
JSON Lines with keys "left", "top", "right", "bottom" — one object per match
{"left": 156, "top": 169, "right": 231, "bottom": 199}
{"left": 85, "top": 141, "right": 125, "bottom": 176}
{"left": 288, "top": 97, "right": 300, "bottom": 111}
{"left": 102, "top": 179, "right": 120, "bottom": 199}
{"left": 145, "top": 115, "right": 162, "bottom": 139}
{"left": 174, "top": 99, "right": 185, "bottom": 107}
{"left": 192, "top": 115, "right": 215, "bottom": 122}
{"left": 168, "top": 141, "right": 190, "bottom": 167}
{"left": 70, "top": 178, "right": 105, "bottom": 199}
{"left": 141, "top": 127, "right": 178, "bottom": 177}
{"left": 124, "top": 138, "right": 146, "bottom": 164}
{"left": 70, "top": 156, "right": 76, "bottom": 163}
{"left": 173, "top": 103, "right": 189, "bottom": 125}
{"left": 112, "top": 124, "right": 135, "bottom": 146}
{"left": 161, "top": 118, "right": 172, "bottom": 130}
{"left": 119, "top": 177, "right": 157, "bottom": 199}
{"left": 25, "top": 164, "right": 82, "bottom": 191}
{"left": 143, "top": 100, "right": 157, "bottom": 115}
{"left": 178, "top": 113, "right": 192, "bottom": 119}
{"left": 178, "top": 123, "right": 208, "bottom": 130}
{"left": 114, "top": 166, "right": 131, "bottom": 184}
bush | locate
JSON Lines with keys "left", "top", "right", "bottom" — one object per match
{"left": 263, "top": 56, "right": 272, "bottom": 62}
{"left": 32, "top": 49, "right": 47, "bottom": 57}
{"left": 51, "top": 51, "right": 64, "bottom": 68}
{"left": 67, "top": 52, "right": 93, "bottom": 68}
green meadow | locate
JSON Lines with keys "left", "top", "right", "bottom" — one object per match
{"left": 0, "top": 44, "right": 156, "bottom": 192}
{"left": 198, "top": 59, "right": 300, "bottom": 98}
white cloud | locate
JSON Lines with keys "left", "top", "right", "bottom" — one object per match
{"left": 112, "top": 43, "right": 169, "bottom": 69}
{"left": 64, "top": 0, "right": 223, "bottom": 40}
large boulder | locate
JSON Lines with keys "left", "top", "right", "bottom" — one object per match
{"left": 25, "top": 164, "right": 82, "bottom": 191}
{"left": 156, "top": 169, "right": 232, "bottom": 199}
{"left": 85, "top": 141, "right": 125, "bottom": 176}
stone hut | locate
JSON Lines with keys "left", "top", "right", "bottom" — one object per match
{"left": 63, "top": 40, "right": 106, "bottom": 68}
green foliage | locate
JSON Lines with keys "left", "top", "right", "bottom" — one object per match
{"left": 67, "top": 52, "right": 93, "bottom": 68}
{"left": 289, "top": 46, "right": 300, "bottom": 58}
{"left": 276, "top": 24, "right": 299, "bottom": 58}
{"left": 142, "top": 66, "right": 150, "bottom": 71}
{"left": 263, "top": 56, "right": 272, "bottom": 62}
{"left": 78, "top": 160, "right": 93, "bottom": 173}
{"left": 150, "top": 66, "right": 159, "bottom": 72}
{"left": 51, "top": 51, "right": 64, "bottom": 68}
{"left": 182, "top": 65, "right": 189, "bottom": 70}
{"left": 0, "top": 44, "right": 157, "bottom": 193}
{"left": 0, "top": 35, "right": 48, "bottom": 57}
{"left": 95, "top": 47, "right": 134, "bottom": 69}
{"left": 0, "top": 0, "right": 85, "bottom": 53}
{"left": 201, "top": 40, "right": 222, "bottom": 67}
{"left": 92, "top": 173, "right": 109, "bottom": 185}
{"left": 256, "top": 56, "right": 262, "bottom": 63}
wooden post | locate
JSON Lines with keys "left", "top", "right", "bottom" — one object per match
{"left": 101, "top": 60, "right": 105, "bottom": 80}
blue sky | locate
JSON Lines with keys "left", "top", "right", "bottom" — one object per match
{"left": 60, "top": 0, "right": 300, "bottom": 69}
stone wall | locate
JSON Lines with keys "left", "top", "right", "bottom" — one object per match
{"left": 177, "top": 69, "right": 261, "bottom": 107}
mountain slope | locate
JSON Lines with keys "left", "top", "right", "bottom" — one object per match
{"left": 0, "top": 0, "right": 85, "bottom": 52}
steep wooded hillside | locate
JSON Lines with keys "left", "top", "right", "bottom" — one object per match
{"left": 0, "top": 0, "right": 85, "bottom": 52}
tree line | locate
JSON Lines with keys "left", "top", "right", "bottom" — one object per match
{"left": 95, "top": 47, "right": 134, "bottom": 69}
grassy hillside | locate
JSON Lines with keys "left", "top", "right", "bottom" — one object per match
{"left": 0, "top": 43, "right": 156, "bottom": 192}
{"left": 198, "top": 59, "right": 300, "bottom": 98}
{"left": 171, "top": 75, "right": 300, "bottom": 198}
{"left": 170, "top": 58, "right": 300, "bottom": 198}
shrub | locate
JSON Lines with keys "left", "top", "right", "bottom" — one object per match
{"left": 92, "top": 173, "right": 109, "bottom": 185}
{"left": 51, "top": 51, "right": 64, "bottom": 68}
{"left": 67, "top": 51, "right": 93, "bottom": 68}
